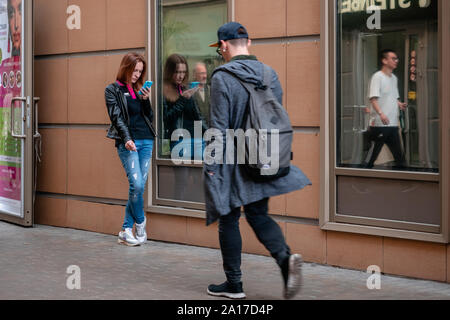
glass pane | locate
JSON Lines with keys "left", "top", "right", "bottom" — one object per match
{"left": 0, "top": 0, "right": 24, "bottom": 217}
{"left": 158, "top": 166, "right": 205, "bottom": 203}
{"left": 336, "top": 0, "right": 439, "bottom": 173}
{"left": 337, "top": 176, "right": 440, "bottom": 226}
{"left": 157, "top": 0, "right": 227, "bottom": 161}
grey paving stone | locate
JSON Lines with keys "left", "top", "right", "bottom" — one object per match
{"left": 0, "top": 222, "right": 449, "bottom": 300}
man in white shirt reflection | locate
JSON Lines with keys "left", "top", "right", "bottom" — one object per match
{"left": 366, "top": 49, "right": 407, "bottom": 169}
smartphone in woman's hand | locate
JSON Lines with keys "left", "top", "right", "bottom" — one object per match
{"left": 189, "top": 82, "right": 200, "bottom": 89}
{"left": 139, "top": 81, "right": 153, "bottom": 95}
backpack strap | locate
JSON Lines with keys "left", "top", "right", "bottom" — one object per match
{"left": 262, "top": 65, "right": 273, "bottom": 89}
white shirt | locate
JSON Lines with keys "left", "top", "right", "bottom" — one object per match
{"left": 198, "top": 87, "right": 205, "bottom": 102}
{"left": 368, "top": 71, "right": 400, "bottom": 127}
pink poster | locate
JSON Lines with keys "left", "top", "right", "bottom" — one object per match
{"left": 0, "top": 0, "right": 22, "bottom": 210}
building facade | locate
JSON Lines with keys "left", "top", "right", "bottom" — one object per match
{"left": 5, "top": 0, "right": 448, "bottom": 283}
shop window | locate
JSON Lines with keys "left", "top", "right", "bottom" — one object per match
{"left": 152, "top": 0, "right": 228, "bottom": 209}
{"left": 337, "top": 0, "right": 439, "bottom": 173}
{"left": 321, "top": 0, "right": 448, "bottom": 241}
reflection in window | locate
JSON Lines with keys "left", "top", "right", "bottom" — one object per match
{"left": 158, "top": 166, "right": 204, "bottom": 202}
{"left": 155, "top": 0, "right": 227, "bottom": 205}
{"left": 158, "top": 0, "right": 227, "bottom": 161}
{"left": 336, "top": 0, "right": 439, "bottom": 172}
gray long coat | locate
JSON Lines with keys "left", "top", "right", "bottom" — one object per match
{"left": 203, "top": 58, "right": 311, "bottom": 225}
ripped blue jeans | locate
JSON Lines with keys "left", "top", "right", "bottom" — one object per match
{"left": 117, "top": 139, "right": 154, "bottom": 229}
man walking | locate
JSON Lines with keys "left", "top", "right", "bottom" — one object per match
{"left": 366, "top": 49, "right": 407, "bottom": 169}
{"left": 204, "top": 22, "right": 311, "bottom": 300}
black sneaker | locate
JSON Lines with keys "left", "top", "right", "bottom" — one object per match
{"left": 281, "top": 254, "right": 303, "bottom": 299}
{"left": 207, "top": 281, "right": 246, "bottom": 299}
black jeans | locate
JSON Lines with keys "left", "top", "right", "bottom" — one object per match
{"left": 218, "top": 198, "right": 291, "bottom": 284}
{"left": 366, "top": 126, "right": 406, "bottom": 168}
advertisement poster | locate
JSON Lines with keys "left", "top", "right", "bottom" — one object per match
{"left": 0, "top": 0, "right": 22, "bottom": 216}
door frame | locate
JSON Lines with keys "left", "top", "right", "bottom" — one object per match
{"left": 0, "top": 0, "right": 35, "bottom": 227}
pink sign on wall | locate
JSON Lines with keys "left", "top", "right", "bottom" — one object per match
{"left": 0, "top": 0, "right": 23, "bottom": 214}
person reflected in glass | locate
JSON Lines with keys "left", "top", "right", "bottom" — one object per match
{"left": 163, "top": 54, "right": 207, "bottom": 162}
{"left": 105, "top": 53, "right": 156, "bottom": 246}
{"left": 192, "top": 62, "right": 211, "bottom": 126}
{"left": 366, "top": 49, "right": 407, "bottom": 169}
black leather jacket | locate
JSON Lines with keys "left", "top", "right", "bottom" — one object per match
{"left": 105, "top": 82, "right": 157, "bottom": 144}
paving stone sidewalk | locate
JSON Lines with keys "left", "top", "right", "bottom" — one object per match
{"left": 0, "top": 221, "right": 449, "bottom": 300}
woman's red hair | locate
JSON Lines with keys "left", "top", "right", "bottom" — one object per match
{"left": 116, "top": 52, "right": 147, "bottom": 92}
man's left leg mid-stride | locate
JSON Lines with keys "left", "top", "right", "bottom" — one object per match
{"left": 207, "top": 198, "right": 303, "bottom": 299}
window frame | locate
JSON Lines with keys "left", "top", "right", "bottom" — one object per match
{"left": 147, "top": 0, "right": 232, "bottom": 216}
{"left": 319, "top": 0, "right": 450, "bottom": 243}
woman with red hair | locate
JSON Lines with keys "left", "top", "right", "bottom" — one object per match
{"left": 105, "top": 52, "right": 156, "bottom": 246}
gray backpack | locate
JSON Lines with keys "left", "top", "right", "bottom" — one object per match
{"left": 218, "top": 64, "right": 293, "bottom": 181}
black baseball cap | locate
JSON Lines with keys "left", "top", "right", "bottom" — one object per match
{"left": 209, "top": 22, "right": 249, "bottom": 48}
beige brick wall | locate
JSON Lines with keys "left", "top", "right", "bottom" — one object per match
{"left": 34, "top": 0, "right": 148, "bottom": 237}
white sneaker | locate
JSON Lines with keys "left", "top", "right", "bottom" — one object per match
{"left": 135, "top": 217, "right": 147, "bottom": 244}
{"left": 284, "top": 254, "right": 303, "bottom": 299}
{"left": 118, "top": 228, "right": 140, "bottom": 246}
